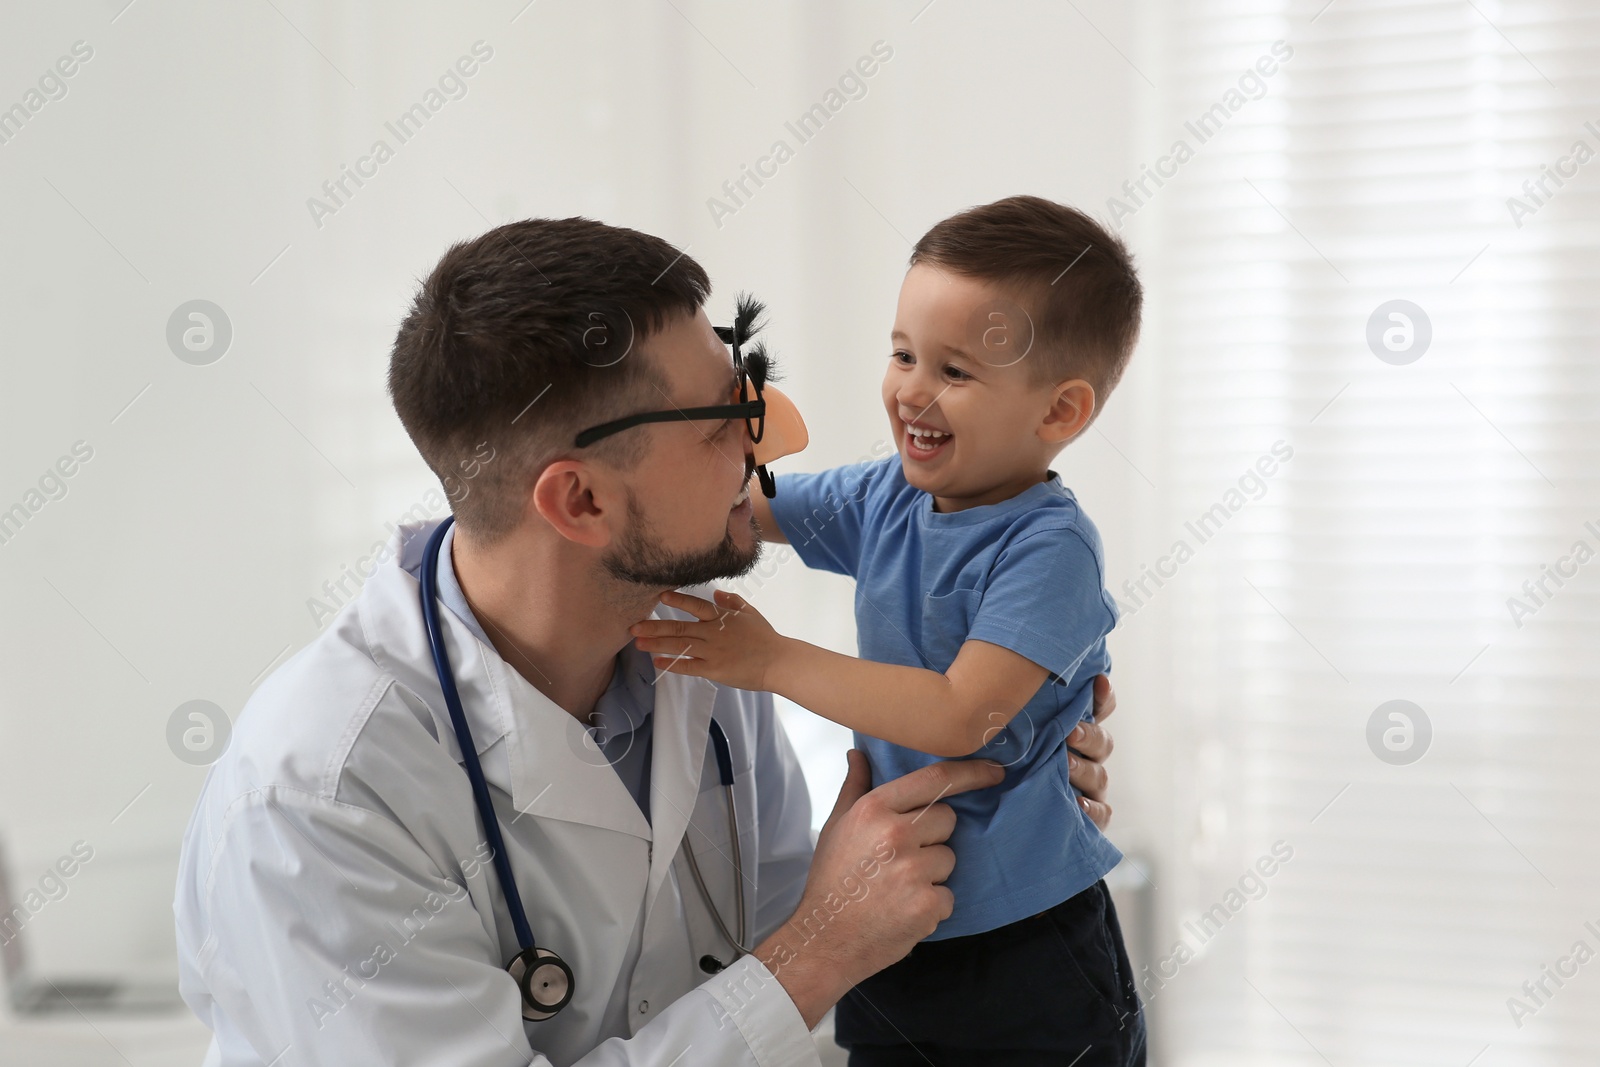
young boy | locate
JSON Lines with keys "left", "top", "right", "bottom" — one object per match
{"left": 631, "top": 195, "right": 1145, "bottom": 1064}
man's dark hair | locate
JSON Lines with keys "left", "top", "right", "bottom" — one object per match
{"left": 909, "top": 195, "right": 1142, "bottom": 406}
{"left": 389, "top": 217, "right": 710, "bottom": 543}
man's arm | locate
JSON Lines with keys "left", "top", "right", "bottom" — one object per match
{"left": 749, "top": 753, "right": 1006, "bottom": 1030}
{"left": 180, "top": 788, "right": 824, "bottom": 1066}
{"left": 183, "top": 790, "right": 542, "bottom": 1065}
{"left": 633, "top": 591, "right": 1046, "bottom": 758}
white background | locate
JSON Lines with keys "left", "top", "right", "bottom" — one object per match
{"left": 0, "top": 1, "right": 1595, "bottom": 1064}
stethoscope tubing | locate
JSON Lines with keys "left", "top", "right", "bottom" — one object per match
{"left": 687, "top": 718, "right": 750, "bottom": 956}
{"left": 421, "top": 516, "right": 540, "bottom": 953}
{"left": 420, "top": 515, "right": 750, "bottom": 979}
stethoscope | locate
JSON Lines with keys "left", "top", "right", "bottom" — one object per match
{"left": 420, "top": 515, "right": 751, "bottom": 1022}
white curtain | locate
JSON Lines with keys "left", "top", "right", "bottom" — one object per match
{"left": 1131, "top": 0, "right": 1600, "bottom": 1062}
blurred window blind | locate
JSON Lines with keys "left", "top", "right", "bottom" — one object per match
{"left": 1143, "top": 0, "right": 1600, "bottom": 1063}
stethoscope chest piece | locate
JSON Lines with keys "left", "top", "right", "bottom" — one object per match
{"left": 509, "top": 946, "right": 575, "bottom": 1020}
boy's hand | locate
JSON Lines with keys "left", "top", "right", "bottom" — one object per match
{"left": 629, "top": 589, "right": 788, "bottom": 692}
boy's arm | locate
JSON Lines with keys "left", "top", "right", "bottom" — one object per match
{"left": 769, "top": 635, "right": 1049, "bottom": 757}
{"left": 632, "top": 590, "right": 1048, "bottom": 758}
{"left": 763, "top": 458, "right": 898, "bottom": 571}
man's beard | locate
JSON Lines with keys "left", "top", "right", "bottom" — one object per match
{"left": 602, "top": 486, "right": 761, "bottom": 589}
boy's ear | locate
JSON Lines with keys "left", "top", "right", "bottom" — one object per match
{"left": 1039, "top": 379, "right": 1097, "bottom": 445}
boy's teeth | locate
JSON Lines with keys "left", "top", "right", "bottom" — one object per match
{"left": 907, "top": 426, "right": 950, "bottom": 454}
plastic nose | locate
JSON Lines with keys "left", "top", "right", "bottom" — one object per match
{"left": 753, "top": 385, "right": 808, "bottom": 465}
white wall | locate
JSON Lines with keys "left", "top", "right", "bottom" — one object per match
{"left": 0, "top": 0, "right": 1152, "bottom": 1015}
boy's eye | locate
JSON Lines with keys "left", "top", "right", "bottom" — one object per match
{"left": 944, "top": 365, "right": 971, "bottom": 381}
{"left": 891, "top": 350, "right": 913, "bottom": 365}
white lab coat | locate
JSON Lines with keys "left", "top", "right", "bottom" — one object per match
{"left": 173, "top": 519, "right": 822, "bottom": 1066}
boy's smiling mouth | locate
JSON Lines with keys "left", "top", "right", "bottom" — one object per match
{"left": 903, "top": 419, "right": 953, "bottom": 461}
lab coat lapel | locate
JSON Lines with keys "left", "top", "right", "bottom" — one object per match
{"left": 644, "top": 667, "right": 715, "bottom": 909}
{"left": 362, "top": 519, "right": 651, "bottom": 841}
{"left": 498, "top": 653, "right": 652, "bottom": 841}
{"left": 361, "top": 519, "right": 511, "bottom": 766}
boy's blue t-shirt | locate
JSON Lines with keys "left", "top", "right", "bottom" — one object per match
{"left": 769, "top": 455, "right": 1123, "bottom": 940}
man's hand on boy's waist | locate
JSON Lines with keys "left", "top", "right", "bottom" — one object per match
{"left": 1067, "top": 674, "right": 1118, "bottom": 830}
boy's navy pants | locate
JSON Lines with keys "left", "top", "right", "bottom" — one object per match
{"left": 833, "top": 879, "right": 1146, "bottom": 1066}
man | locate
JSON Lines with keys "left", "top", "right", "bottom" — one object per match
{"left": 173, "top": 217, "right": 1120, "bottom": 1065}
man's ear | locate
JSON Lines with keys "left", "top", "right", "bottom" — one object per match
{"left": 1039, "top": 379, "right": 1097, "bottom": 445}
{"left": 530, "top": 460, "right": 614, "bottom": 548}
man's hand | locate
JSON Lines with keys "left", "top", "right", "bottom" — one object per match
{"left": 1067, "top": 673, "right": 1118, "bottom": 830}
{"left": 630, "top": 589, "right": 787, "bottom": 692}
{"left": 753, "top": 752, "right": 1005, "bottom": 1030}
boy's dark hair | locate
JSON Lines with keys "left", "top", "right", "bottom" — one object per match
{"left": 910, "top": 195, "right": 1142, "bottom": 406}
{"left": 389, "top": 217, "right": 710, "bottom": 543}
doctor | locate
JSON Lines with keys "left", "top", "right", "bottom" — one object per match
{"left": 173, "top": 217, "right": 1120, "bottom": 1066}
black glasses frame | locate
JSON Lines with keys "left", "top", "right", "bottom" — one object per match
{"left": 572, "top": 304, "right": 771, "bottom": 450}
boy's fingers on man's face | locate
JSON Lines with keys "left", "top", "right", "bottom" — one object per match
{"left": 658, "top": 590, "right": 719, "bottom": 620}
{"left": 634, "top": 620, "right": 687, "bottom": 639}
